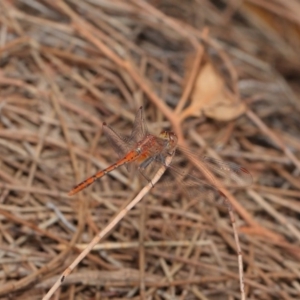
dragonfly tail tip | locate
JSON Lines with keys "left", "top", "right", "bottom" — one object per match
{"left": 68, "top": 190, "right": 75, "bottom": 196}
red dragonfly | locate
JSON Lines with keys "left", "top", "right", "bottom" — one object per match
{"left": 68, "top": 107, "right": 252, "bottom": 200}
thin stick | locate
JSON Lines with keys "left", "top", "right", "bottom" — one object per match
{"left": 43, "top": 155, "right": 173, "bottom": 300}
{"left": 227, "top": 202, "right": 245, "bottom": 300}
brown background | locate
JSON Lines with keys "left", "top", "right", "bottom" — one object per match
{"left": 0, "top": 1, "right": 299, "bottom": 299}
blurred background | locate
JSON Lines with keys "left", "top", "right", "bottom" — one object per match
{"left": 0, "top": 0, "right": 299, "bottom": 299}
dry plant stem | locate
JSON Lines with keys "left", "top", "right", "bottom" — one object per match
{"left": 32, "top": 50, "right": 88, "bottom": 262}
{"left": 188, "top": 130, "right": 284, "bottom": 241}
{"left": 0, "top": 209, "right": 110, "bottom": 295}
{"left": 131, "top": 0, "right": 240, "bottom": 98}
{"left": 52, "top": 0, "right": 184, "bottom": 141}
{"left": 31, "top": 51, "right": 79, "bottom": 178}
{"left": 247, "top": 0, "right": 300, "bottom": 25}
{"left": 131, "top": 0, "right": 199, "bottom": 47}
{"left": 1, "top": 1, "right": 299, "bottom": 299}
{"left": 0, "top": 76, "right": 283, "bottom": 238}
{"left": 43, "top": 155, "right": 173, "bottom": 300}
{"left": 246, "top": 109, "right": 300, "bottom": 170}
{"left": 47, "top": 1, "right": 259, "bottom": 237}
{"left": 139, "top": 201, "right": 146, "bottom": 299}
{"left": 175, "top": 43, "right": 205, "bottom": 114}
{"left": 227, "top": 203, "right": 245, "bottom": 300}
{"left": 53, "top": 0, "right": 271, "bottom": 240}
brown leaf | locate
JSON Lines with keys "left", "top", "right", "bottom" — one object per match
{"left": 180, "top": 62, "right": 246, "bottom": 122}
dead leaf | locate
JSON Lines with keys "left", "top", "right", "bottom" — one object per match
{"left": 180, "top": 62, "right": 246, "bottom": 122}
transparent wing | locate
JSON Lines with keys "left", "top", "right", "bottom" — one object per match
{"left": 103, "top": 107, "right": 148, "bottom": 159}
{"left": 127, "top": 106, "right": 148, "bottom": 145}
{"left": 139, "top": 158, "right": 223, "bottom": 205}
{"left": 176, "top": 146, "right": 252, "bottom": 187}
{"left": 137, "top": 149, "right": 252, "bottom": 205}
{"left": 202, "top": 156, "right": 252, "bottom": 186}
{"left": 102, "top": 123, "right": 129, "bottom": 158}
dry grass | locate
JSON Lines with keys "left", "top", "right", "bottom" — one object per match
{"left": 0, "top": 0, "right": 300, "bottom": 299}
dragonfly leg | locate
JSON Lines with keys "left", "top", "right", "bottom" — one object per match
{"left": 138, "top": 166, "right": 154, "bottom": 187}
{"left": 138, "top": 156, "right": 157, "bottom": 188}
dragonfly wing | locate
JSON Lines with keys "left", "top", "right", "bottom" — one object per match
{"left": 166, "top": 163, "right": 225, "bottom": 204}
{"left": 139, "top": 158, "right": 223, "bottom": 205}
{"left": 102, "top": 107, "right": 149, "bottom": 158}
{"left": 132, "top": 152, "right": 222, "bottom": 204}
{"left": 177, "top": 147, "right": 252, "bottom": 187}
{"left": 102, "top": 123, "right": 129, "bottom": 158}
{"left": 102, "top": 107, "right": 148, "bottom": 172}
{"left": 127, "top": 106, "right": 148, "bottom": 145}
{"left": 201, "top": 156, "right": 252, "bottom": 186}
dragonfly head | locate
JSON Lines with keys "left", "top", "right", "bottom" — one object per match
{"left": 159, "top": 130, "right": 178, "bottom": 151}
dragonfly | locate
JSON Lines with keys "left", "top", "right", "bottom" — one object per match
{"left": 68, "top": 107, "right": 252, "bottom": 200}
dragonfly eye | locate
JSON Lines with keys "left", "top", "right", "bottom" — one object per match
{"left": 159, "top": 130, "right": 168, "bottom": 139}
{"left": 159, "top": 131, "right": 178, "bottom": 147}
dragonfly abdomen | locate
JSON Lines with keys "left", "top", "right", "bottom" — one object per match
{"left": 68, "top": 150, "right": 140, "bottom": 196}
